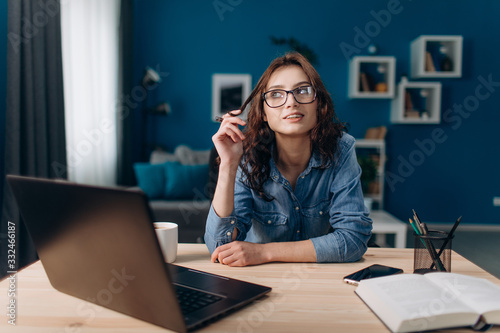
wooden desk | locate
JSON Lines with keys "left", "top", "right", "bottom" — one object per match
{"left": 1, "top": 244, "right": 499, "bottom": 332}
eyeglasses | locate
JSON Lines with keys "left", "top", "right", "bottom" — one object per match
{"left": 262, "top": 86, "right": 316, "bottom": 108}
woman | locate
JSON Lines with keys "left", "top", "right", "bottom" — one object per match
{"left": 205, "top": 52, "right": 372, "bottom": 266}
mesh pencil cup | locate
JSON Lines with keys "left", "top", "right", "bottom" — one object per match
{"left": 413, "top": 230, "right": 453, "bottom": 274}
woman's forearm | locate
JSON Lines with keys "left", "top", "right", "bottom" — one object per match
{"left": 263, "top": 239, "right": 317, "bottom": 263}
{"left": 211, "top": 161, "right": 239, "bottom": 218}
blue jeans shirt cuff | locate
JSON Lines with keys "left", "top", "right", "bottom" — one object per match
{"left": 205, "top": 204, "right": 241, "bottom": 253}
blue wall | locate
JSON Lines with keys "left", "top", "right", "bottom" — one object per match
{"left": 133, "top": 0, "right": 500, "bottom": 225}
{"left": 0, "top": 0, "right": 7, "bottom": 215}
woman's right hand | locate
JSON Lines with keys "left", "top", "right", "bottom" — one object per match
{"left": 212, "top": 110, "right": 246, "bottom": 168}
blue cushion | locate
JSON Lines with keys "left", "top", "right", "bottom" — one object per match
{"left": 133, "top": 163, "right": 165, "bottom": 199}
{"left": 163, "top": 162, "right": 209, "bottom": 199}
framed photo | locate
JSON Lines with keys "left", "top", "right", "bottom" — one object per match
{"left": 212, "top": 74, "right": 252, "bottom": 122}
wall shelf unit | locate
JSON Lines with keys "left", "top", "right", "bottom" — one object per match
{"left": 410, "top": 35, "right": 463, "bottom": 78}
{"left": 355, "top": 139, "right": 386, "bottom": 209}
{"left": 391, "top": 77, "right": 442, "bottom": 124}
{"left": 348, "top": 56, "right": 396, "bottom": 99}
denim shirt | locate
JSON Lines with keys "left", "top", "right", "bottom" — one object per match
{"left": 204, "top": 133, "right": 373, "bottom": 263}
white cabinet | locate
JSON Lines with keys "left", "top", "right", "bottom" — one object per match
{"left": 348, "top": 56, "right": 396, "bottom": 99}
{"left": 391, "top": 77, "right": 442, "bottom": 124}
{"left": 370, "top": 210, "right": 407, "bottom": 248}
{"left": 410, "top": 35, "right": 463, "bottom": 79}
{"left": 355, "top": 139, "right": 386, "bottom": 209}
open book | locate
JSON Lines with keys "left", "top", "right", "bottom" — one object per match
{"left": 355, "top": 272, "right": 500, "bottom": 333}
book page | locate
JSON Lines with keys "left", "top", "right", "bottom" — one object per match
{"left": 425, "top": 273, "right": 500, "bottom": 324}
{"left": 360, "top": 274, "right": 473, "bottom": 316}
{"left": 357, "top": 274, "right": 479, "bottom": 332}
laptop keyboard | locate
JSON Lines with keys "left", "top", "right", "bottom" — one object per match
{"left": 174, "top": 284, "right": 223, "bottom": 315}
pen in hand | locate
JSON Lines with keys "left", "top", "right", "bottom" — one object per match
{"left": 215, "top": 111, "right": 240, "bottom": 123}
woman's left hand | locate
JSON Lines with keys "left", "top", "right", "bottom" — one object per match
{"left": 211, "top": 241, "right": 269, "bottom": 267}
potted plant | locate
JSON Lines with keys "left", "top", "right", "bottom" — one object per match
{"left": 357, "top": 155, "right": 378, "bottom": 195}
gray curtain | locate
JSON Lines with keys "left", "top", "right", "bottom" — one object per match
{"left": 0, "top": 0, "right": 67, "bottom": 278}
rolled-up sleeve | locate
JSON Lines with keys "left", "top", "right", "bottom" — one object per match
{"left": 204, "top": 168, "right": 254, "bottom": 254}
{"left": 310, "top": 140, "right": 373, "bottom": 262}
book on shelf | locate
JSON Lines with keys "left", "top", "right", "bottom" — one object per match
{"left": 359, "top": 72, "right": 371, "bottom": 92}
{"left": 426, "top": 43, "right": 442, "bottom": 72}
{"left": 355, "top": 272, "right": 500, "bottom": 333}
{"left": 431, "top": 51, "right": 442, "bottom": 72}
{"left": 404, "top": 110, "right": 420, "bottom": 119}
{"left": 425, "top": 51, "right": 436, "bottom": 72}
{"left": 404, "top": 91, "right": 413, "bottom": 111}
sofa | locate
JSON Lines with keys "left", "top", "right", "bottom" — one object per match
{"left": 133, "top": 145, "right": 218, "bottom": 243}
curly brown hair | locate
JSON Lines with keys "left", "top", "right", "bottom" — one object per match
{"left": 238, "top": 52, "right": 346, "bottom": 197}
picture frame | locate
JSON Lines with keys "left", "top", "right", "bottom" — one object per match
{"left": 212, "top": 74, "right": 252, "bottom": 122}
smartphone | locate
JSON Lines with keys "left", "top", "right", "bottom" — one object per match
{"left": 343, "top": 264, "right": 403, "bottom": 285}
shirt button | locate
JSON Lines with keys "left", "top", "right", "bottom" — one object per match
{"left": 319, "top": 211, "right": 323, "bottom": 215}
{"left": 230, "top": 220, "right": 235, "bottom": 224}
{"left": 301, "top": 176, "right": 305, "bottom": 179}
{"left": 296, "top": 230, "right": 300, "bottom": 233}
{"left": 268, "top": 220, "right": 272, "bottom": 224}
{"left": 295, "top": 206, "right": 299, "bottom": 211}
{"left": 226, "top": 232, "right": 231, "bottom": 236}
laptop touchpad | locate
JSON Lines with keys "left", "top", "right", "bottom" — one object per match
{"left": 172, "top": 269, "right": 230, "bottom": 296}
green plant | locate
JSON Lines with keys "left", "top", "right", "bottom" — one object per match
{"left": 357, "top": 156, "right": 377, "bottom": 194}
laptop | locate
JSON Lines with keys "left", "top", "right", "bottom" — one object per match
{"left": 6, "top": 175, "right": 271, "bottom": 332}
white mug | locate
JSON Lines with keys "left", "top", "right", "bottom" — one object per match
{"left": 153, "top": 222, "right": 178, "bottom": 263}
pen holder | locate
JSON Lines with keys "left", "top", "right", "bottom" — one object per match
{"left": 413, "top": 230, "right": 453, "bottom": 274}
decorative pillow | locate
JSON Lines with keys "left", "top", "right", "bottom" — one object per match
{"left": 133, "top": 163, "right": 165, "bottom": 199}
{"left": 163, "top": 161, "right": 209, "bottom": 199}
{"left": 149, "top": 149, "right": 177, "bottom": 164}
{"left": 148, "top": 145, "right": 211, "bottom": 165}
{"left": 174, "top": 145, "right": 211, "bottom": 165}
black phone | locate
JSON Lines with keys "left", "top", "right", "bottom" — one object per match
{"left": 343, "top": 264, "right": 403, "bottom": 285}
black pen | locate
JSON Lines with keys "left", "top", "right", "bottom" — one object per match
{"left": 447, "top": 216, "right": 462, "bottom": 240}
{"left": 430, "top": 216, "right": 462, "bottom": 270}
{"left": 420, "top": 222, "right": 446, "bottom": 271}
{"left": 412, "top": 209, "right": 422, "bottom": 225}
{"left": 413, "top": 209, "right": 446, "bottom": 271}
{"left": 215, "top": 111, "right": 240, "bottom": 123}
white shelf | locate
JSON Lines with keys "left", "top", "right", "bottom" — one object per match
{"left": 370, "top": 210, "right": 407, "bottom": 248}
{"left": 410, "top": 35, "right": 463, "bottom": 78}
{"left": 355, "top": 139, "right": 386, "bottom": 209}
{"left": 348, "top": 56, "right": 396, "bottom": 99}
{"left": 391, "top": 77, "right": 442, "bottom": 124}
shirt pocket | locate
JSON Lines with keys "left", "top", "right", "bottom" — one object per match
{"left": 302, "top": 199, "right": 332, "bottom": 236}
{"left": 250, "top": 211, "right": 288, "bottom": 242}
{"left": 252, "top": 210, "right": 287, "bottom": 226}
